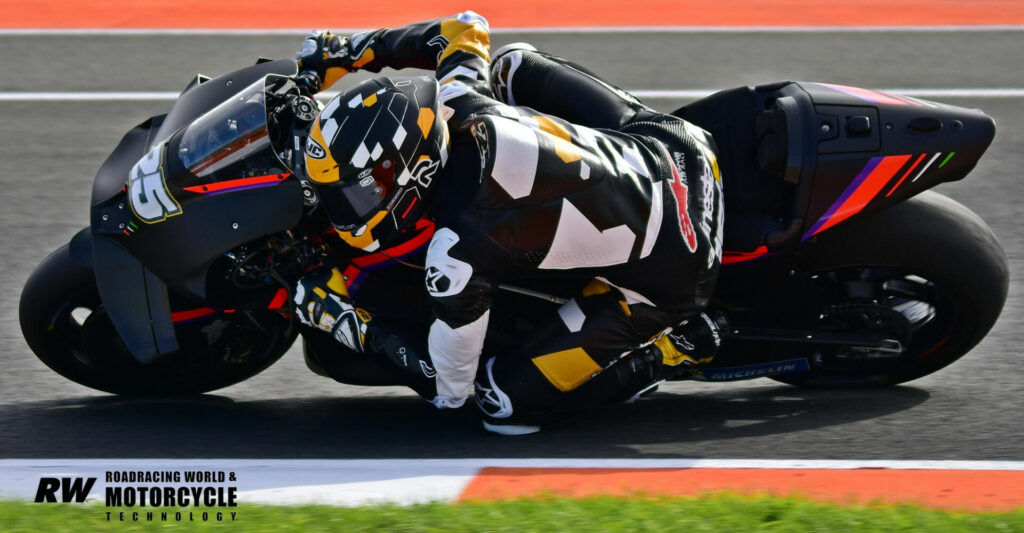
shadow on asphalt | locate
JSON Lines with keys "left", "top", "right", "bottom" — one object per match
{"left": 0, "top": 385, "right": 929, "bottom": 458}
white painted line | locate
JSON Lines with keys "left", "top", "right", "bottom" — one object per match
{"left": 3, "top": 459, "right": 1024, "bottom": 506}
{"left": 0, "top": 92, "right": 180, "bottom": 101}
{"left": 5, "top": 458, "right": 1024, "bottom": 470}
{"left": 2, "top": 88, "right": 1022, "bottom": 102}
{"left": 633, "top": 88, "right": 1024, "bottom": 99}
{"left": 1, "top": 25, "right": 1023, "bottom": 36}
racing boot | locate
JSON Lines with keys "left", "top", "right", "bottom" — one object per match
{"left": 655, "top": 311, "right": 729, "bottom": 377}
{"left": 617, "top": 311, "right": 730, "bottom": 402}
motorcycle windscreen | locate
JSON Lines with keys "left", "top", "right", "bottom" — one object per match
{"left": 92, "top": 234, "right": 178, "bottom": 364}
{"left": 176, "top": 78, "right": 277, "bottom": 178}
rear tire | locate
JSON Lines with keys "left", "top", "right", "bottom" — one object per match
{"left": 772, "top": 191, "right": 1008, "bottom": 386}
{"left": 19, "top": 244, "right": 297, "bottom": 395}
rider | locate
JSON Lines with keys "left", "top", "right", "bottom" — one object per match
{"left": 293, "top": 11, "right": 727, "bottom": 434}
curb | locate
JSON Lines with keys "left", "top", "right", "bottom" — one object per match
{"left": 3, "top": 459, "right": 1023, "bottom": 511}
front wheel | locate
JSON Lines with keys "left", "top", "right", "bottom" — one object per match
{"left": 19, "top": 244, "right": 297, "bottom": 395}
{"left": 771, "top": 191, "right": 1008, "bottom": 386}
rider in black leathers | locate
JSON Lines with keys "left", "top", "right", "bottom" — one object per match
{"left": 292, "top": 11, "right": 726, "bottom": 434}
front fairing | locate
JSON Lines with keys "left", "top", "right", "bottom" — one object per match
{"left": 90, "top": 62, "right": 304, "bottom": 364}
{"left": 91, "top": 59, "right": 298, "bottom": 209}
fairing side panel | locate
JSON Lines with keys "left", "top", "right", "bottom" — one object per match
{"left": 675, "top": 81, "right": 995, "bottom": 257}
{"left": 798, "top": 82, "right": 995, "bottom": 241}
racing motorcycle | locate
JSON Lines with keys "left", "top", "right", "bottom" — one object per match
{"left": 19, "top": 58, "right": 1008, "bottom": 396}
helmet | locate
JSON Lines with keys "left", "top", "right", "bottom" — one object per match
{"left": 304, "top": 76, "right": 449, "bottom": 252}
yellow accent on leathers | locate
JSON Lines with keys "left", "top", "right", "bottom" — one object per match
{"left": 438, "top": 17, "right": 490, "bottom": 64}
{"left": 533, "top": 115, "right": 582, "bottom": 163}
{"left": 581, "top": 279, "right": 611, "bottom": 297}
{"left": 322, "top": 66, "right": 350, "bottom": 91}
{"left": 352, "top": 48, "right": 375, "bottom": 68}
{"left": 531, "top": 347, "right": 602, "bottom": 392}
{"left": 533, "top": 116, "right": 571, "bottom": 142}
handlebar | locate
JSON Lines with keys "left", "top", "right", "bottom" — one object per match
{"left": 294, "top": 69, "right": 323, "bottom": 97}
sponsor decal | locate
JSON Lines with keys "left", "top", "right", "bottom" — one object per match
{"left": 698, "top": 152, "right": 724, "bottom": 267}
{"left": 419, "top": 360, "right": 437, "bottom": 378}
{"left": 410, "top": 157, "right": 439, "bottom": 187}
{"left": 33, "top": 469, "right": 239, "bottom": 523}
{"left": 695, "top": 358, "right": 811, "bottom": 382}
{"left": 424, "top": 228, "right": 473, "bottom": 296}
{"left": 668, "top": 332, "right": 695, "bottom": 352}
{"left": 470, "top": 120, "right": 489, "bottom": 173}
{"left": 701, "top": 313, "right": 722, "bottom": 349}
{"left": 668, "top": 156, "right": 698, "bottom": 252}
{"left": 305, "top": 137, "right": 326, "bottom": 159}
{"left": 332, "top": 308, "right": 366, "bottom": 352}
{"left": 474, "top": 357, "right": 514, "bottom": 418}
{"left": 424, "top": 265, "right": 451, "bottom": 295}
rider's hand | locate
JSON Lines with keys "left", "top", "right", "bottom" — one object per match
{"left": 294, "top": 269, "right": 372, "bottom": 352}
{"left": 296, "top": 30, "right": 353, "bottom": 90}
{"left": 294, "top": 71, "right": 323, "bottom": 95}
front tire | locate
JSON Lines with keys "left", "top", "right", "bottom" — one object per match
{"left": 773, "top": 191, "right": 1008, "bottom": 386}
{"left": 19, "top": 244, "right": 297, "bottom": 395}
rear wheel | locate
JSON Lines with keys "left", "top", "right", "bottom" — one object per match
{"left": 19, "top": 244, "right": 297, "bottom": 395}
{"left": 772, "top": 192, "right": 1008, "bottom": 386}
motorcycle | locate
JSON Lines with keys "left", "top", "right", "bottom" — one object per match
{"left": 19, "top": 58, "right": 1008, "bottom": 396}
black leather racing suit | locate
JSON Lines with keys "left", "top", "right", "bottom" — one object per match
{"left": 316, "top": 12, "right": 724, "bottom": 425}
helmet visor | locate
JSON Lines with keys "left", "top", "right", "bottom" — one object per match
{"left": 321, "top": 158, "right": 396, "bottom": 229}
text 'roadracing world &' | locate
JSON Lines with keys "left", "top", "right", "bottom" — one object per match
{"left": 34, "top": 469, "right": 239, "bottom": 523}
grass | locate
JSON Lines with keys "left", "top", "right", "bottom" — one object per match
{"left": 1, "top": 494, "right": 1023, "bottom": 532}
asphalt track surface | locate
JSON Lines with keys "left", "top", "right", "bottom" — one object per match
{"left": 0, "top": 30, "right": 1022, "bottom": 459}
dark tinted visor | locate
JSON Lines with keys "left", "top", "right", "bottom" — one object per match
{"left": 320, "top": 158, "right": 396, "bottom": 229}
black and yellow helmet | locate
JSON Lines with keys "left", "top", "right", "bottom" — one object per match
{"left": 304, "top": 75, "right": 448, "bottom": 252}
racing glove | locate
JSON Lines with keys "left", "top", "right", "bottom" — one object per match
{"left": 294, "top": 268, "right": 442, "bottom": 401}
{"left": 295, "top": 30, "right": 378, "bottom": 90}
{"left": 294, "top": 268, "right": 372, "bottom": 352}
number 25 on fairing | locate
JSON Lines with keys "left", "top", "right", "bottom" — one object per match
{"left": 128, "top": 145, "right": 182, "bottom": 223}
